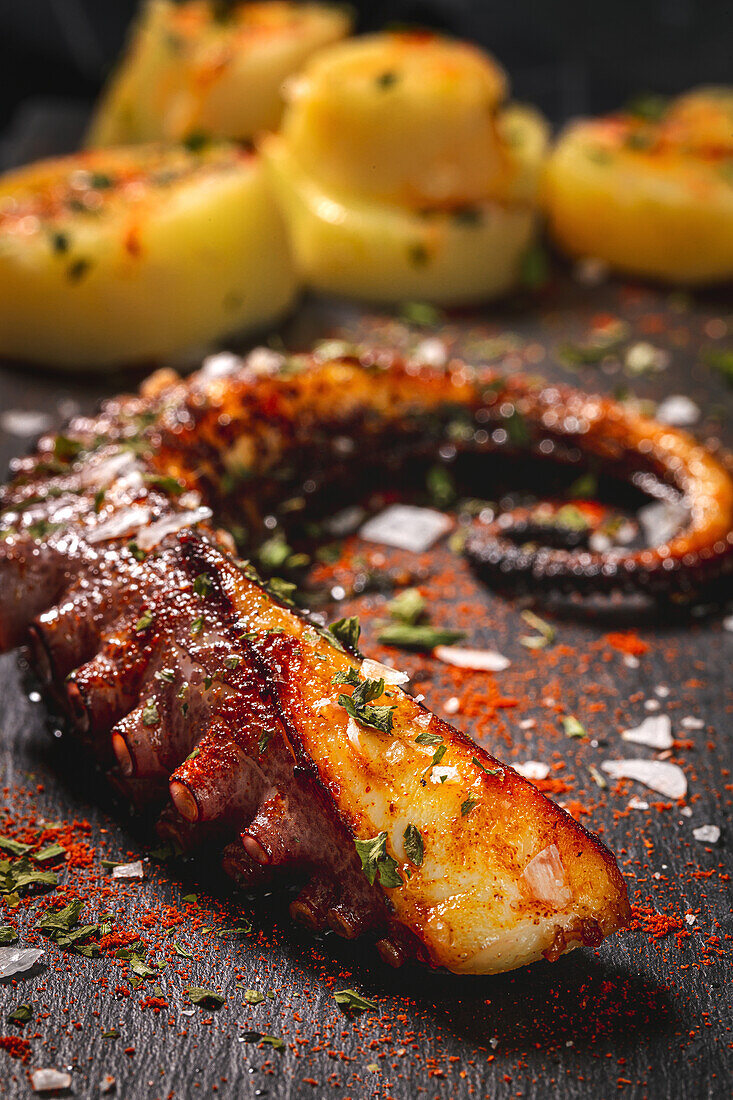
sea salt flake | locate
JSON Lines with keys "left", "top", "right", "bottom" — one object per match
{"left": 359, "top": 505, "right": 452, "bottom": 553}
{"left": 638, "top": 500, "right": 689, "bottom": 548}
{"left": 654, "top": 685, "right": 670, "bottom": 698}
{"left": 624, "top": 655, "right": 640, "bottom": 669}
{"left": 135, "top": 507, "right": 212, "bottom": 551}
{"left": 244, "top": 347, "right": 284, "bottom": 375}
{"left": 412, "top": 337, "right": 448, "bottom": 368}
{"left": 692, "top": 825, "right": 720, "bottom": 844}
{"left": 644, "top": 698, "right": 661, "bottom": 712}
{"left": 680, "top": 805, "right": 693, "bottom": 818}
{"left": 681, "top": 716, "right": 704, "bottom": 730}
{"left": 0, "top": 409, "right": 52, "bottom": 437}
{"left": 601, "top": 759, "right": 687, "bottom": 800}
{"left": 621, "top": 714, "right": 673, "bottom": 750}
{"left": 625, "top": 341, "right": 668, "bottom": 374}
{"left": 655, "top": 395, "right": 700, "bottom": 427}
{"left": 430, "top": 765, "right": 460, "bottom": 785}
{"left": 627, "top": 797, "right": 649, "bottom": 811}
{"left": 519, "top": 718, "right": 536, "bottom": 730}
{"left": 433, "top": 646, "right": 510, "bottom": 672}
{"left": 361, "top": 658, "right": 409, "bottom": 686}
{"left": 685, "top": 913, "right": 697, "bottom": 926}
{"left": 513, "top": 761, "right": 550, "bottom": 781}
{"left": 86, "top": 505, "right": 151, "bottom": 544}
{"left": 111, "top": 860, "right": 144, "bottom": 881}
{"left": 0, "top": 947, "right": 44, "bottom": 978}
{"left": 522, "top": 844, "right": 571, "bottom": 909}
{"left": 201, "top": 351, "right": 241, "bottom": 378}
{"left": 30, "top": 1069, "right": 72, "bottom": 1093}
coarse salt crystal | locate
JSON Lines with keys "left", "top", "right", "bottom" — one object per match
{"left": 201, "top": 351, "right": 241, "bottom": 378}
{"left": 627, "top": 797, "right": 649, "bottom": 811}
{"left": 0, "top": 409, "right": 52, "bottom": 437}
{"left": 723, "top": 615, "right": 733, "bottom": 633}
{"left": 637, "top": 500, "right": 688, "bottom": 548}
{"left": 692, "top": 825, "right": 720, "bottom": 844}
{"left": 30, "top": 1069, "right": 72, "bottom": 1093}
{"left": 86, "top": 505, "right": 151, "bottom": 544}
{"left": 644, "top": 698, "right": 661, "bottom": 712}
{"left": 621, "top": 714, "right": 673, "bottom": 750}
{"left": 601, "top": 759, "right": 687, "bottom": 800}
{"left": 0, "top": 947, "right": 44, "bottom": 978}
{"left": 513, "top": 761, "right": 550, "bottom": 781}
{"left": 444, "top": 696, "right": 460, "bottom": 715}
{"left": 359, "top": 505, "right": 452, "bottom": 553}
{"left": 522, "top": 844, "right": 571, "bottom": 909}
{"left": 433, "top": 646, "right": 510, "bottom": 672}
{"left": 361, "top": 658, "right": 409, "bottom": 686}
{"left": 135, "top": 507, "right": 212, "bottom": 551}
{"left": 430, "top": 765, "right": 460, "bottom": 785}
{"left": 655, "top": 395, "right": 700, "bottom": 427}
{"left": 685, "top": 913, "right": 697, "bottom": 926}
{"left": 624, "top": 655, "right": 640, "bottom": 669}
{"left": 519, "top": 718, "right": 536, "bottom": 730}
{"left": 412, "top": 337, "right": 448, "bottom": 368}
{"left": 681, "top": 716, "right": 704, "bottom": 730}
{"left": 244, "top": 347, "right": 285, "bottom": 375}
{"left": 111, "top": 860, "right": 144, "bottom": 881}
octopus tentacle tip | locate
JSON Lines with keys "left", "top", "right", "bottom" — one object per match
{"left": 241, "top": 834, "right": 270, "bottom": 866}
{"left": 112, "top": 732, "right": 135, "bottom": 778}
{"left": 169, "top": 779, "right": 199, "bottom": 823}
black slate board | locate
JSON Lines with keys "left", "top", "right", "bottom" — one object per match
{"left": 1, "top": 278, "right": 732, "bottom": 1100}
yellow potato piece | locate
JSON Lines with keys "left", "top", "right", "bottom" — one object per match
{"left": 544, "top": 89, "right": 733, "bottom": 284}
{"left": 280, "top": 31, "right": 513, "bottom": 208}
{"left": 0, "top": 144, "right": 297, "bottom": 369}
{"left": 87, "top": 0, "right": 352, "bottom": 147}
{"left": 263, "top": 134, "right": 539, "bottom": 305}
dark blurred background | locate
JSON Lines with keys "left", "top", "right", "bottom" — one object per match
{"left": 0, "top": 0, "right": 731, "bottom": 163}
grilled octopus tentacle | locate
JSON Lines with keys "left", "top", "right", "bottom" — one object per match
{"left": 2, "top": 346, "right": 731, "bottom": 973}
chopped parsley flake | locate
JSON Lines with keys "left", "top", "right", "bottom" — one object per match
{"left": 354, "top": 832, "right": 403, "bottom": 889}
{"left": 333, "top": 988, "right": 378, "bottom": 1013}
{"left": 402, "top": 824, "right": 424, "bottom": 868}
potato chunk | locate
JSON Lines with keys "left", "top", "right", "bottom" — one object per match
{"left": 544, "top": 88, "right": 733, "bottom": 284}
{"left": 0, "top": 143, "right": 297, "bottom": 369}
{"left": 87, "top": 0, "right": 352, "bottom": 147}
{"left": 263, "top": 31, "right": 548, "bottom": 304}
{"left": 263, "top": 133, "right": 541, "bottom": 305}
{"left": 279, "top": 31, "right": 511, "bottom": 208}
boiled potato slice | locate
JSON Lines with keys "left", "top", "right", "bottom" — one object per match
{"left": 0, "top": 144, "right": 297, "bottom": 369}
{"left": 88, "top": 0, "right": 352, "bottom": 147}
{"left": 263, "top": 135, "right": 538, "bottom": 304}
{"left": 544, "top": 89, "right": 733, "bottom": 284}
{"left": 280, "top": 31, "right": 513, "bottom": 208}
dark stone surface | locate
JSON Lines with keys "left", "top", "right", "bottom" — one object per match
{"left": 0, "top": 278, "right": 732, "bottom": 1099}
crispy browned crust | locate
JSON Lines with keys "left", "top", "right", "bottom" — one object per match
{"left": 4, "top": 346, "right": 727, "bottom": 971}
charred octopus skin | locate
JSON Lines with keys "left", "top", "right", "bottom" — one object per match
{"left": 2, "top": 347, "right": 731, "bottom": 972}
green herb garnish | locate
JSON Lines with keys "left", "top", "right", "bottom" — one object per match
{"left": 333, "top": 989, "right": 378, "bottom": 1013}
{"left": 354, "top": 832, "right": 403, "bottom": 888}
{"left": 402, "top": 824, "right": 424, "bottom": 868}
{"left": 377, "top": 623, "right": 464, "bottom": 651}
